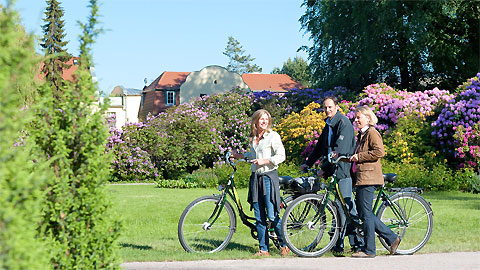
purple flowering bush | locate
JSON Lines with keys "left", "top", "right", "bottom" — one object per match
{"left": 108, "top": 123, "right": 160, "bottom": 182}
{"left": 431, "top": 74, "right": 480, "bottom": 156}
{"left": 251, "top": 90, "right": 293, "bottom": 124}
{"left": 192, "top": 91, "right": 252, "bottom": 155}
{"left": 349, "top": 83, "right": 454, "bottom": 131}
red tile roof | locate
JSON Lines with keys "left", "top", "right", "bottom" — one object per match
{"left": 242, "top": 73, "right": 303, "bottom": 92}
{"left": 144, "top": 71, "right": 190, "bottom": 92}
{"left": 37, "top": 57, "right": 80, "bottom": 81}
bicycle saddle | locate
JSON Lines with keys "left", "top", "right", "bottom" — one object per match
{"left": 279, "top": 176, "right": 293, "bottom": 186}
{"left": 383, "top": 173, "right": 397, "bottom": 184}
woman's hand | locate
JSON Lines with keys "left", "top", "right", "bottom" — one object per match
{"left": 252, "top": 159, "right": 270, "bottom": 166}
{"left": 350, "top": 154, "right": 359, "bottom": 162}
{"left": 231, "top": 150, "right": 244, "bottom": 159}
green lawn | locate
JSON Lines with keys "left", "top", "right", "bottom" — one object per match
{"left": 107, "top": 184, "right": 480, "bottom": 262}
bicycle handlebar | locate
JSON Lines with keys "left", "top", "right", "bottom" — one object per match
{"left": 327, "top": 152, "right": 352, "bottom": 164}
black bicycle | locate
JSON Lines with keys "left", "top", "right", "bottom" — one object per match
{"left": 281, "top": 153, "right": 434, "bottom": 257}
{"left": 178, "top": 152, "right": 313, "bottom": 253}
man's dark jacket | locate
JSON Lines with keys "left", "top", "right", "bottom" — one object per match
{"left": 305, "top": 111, "right": 355, "bottom": 179}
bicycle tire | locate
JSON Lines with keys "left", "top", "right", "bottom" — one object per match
{"left": 178, "top": 195, "right": 236, "bottom": 253}
{"left": 281, "top": 193, "right": 340, "bottom": 257}
{"left": 376, "top": 192, "right": 433, "bottom": 255}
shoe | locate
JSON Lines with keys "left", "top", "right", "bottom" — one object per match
{"left": 254, "top": 250, "right": 270, "bottom": 256}
{"left": 351, "top": 251, "right": 375, "bottom": 258}
{"left": 389, "top": 237, "right": 401, "bottom": 255}
{"left": 280, "top": 246, "right": 290, "bottom": 256}
{"left": 332, "top": 250, "right": 345, "bottom": 257}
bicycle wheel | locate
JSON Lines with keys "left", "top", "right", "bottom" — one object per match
{"left": 178, "top": 195, "right": 236, "bottom": 253}
{"left": 377, "top": 192, "right": 433, "bottom": 255}
{"left": 281, "top": 193, "right": 340, "bottom": 257}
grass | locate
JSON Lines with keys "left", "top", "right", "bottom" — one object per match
{"left": 107, "top": 185, "right": 480, "bottom": 262}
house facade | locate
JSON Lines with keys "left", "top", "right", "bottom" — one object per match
{"left": 137, "top": 66, "right": 304, "bottom": 120}
{"left": 106, "top": 86, "right": 142, "bottom": 129}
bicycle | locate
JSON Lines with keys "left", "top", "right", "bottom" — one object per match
{"left": 178, "top": 152, "right": 303, "bottom": 253}
{"left": 281, "top": 152, "right": 434, "bottom": 257}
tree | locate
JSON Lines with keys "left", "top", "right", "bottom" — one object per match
{"left": 31, "top": 0, "right": 121, "bottom": 268}
{"left": 300, "top": 0, "right": 479, "bottom": 92}
{"left": 40, "top": 0, "right": 71, "bottom": 97}
{"left": 0, "top": 2, "right": 50, "bottom": 269}
{"left": 272, "top": 56, "right": 312, "bottom": 87}
{"left": 223, "top": 36, "right": 262, "bottom": 74}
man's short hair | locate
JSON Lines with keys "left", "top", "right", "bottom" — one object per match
{"left": 323, "top": 96, "right": 339, "bottom": 105}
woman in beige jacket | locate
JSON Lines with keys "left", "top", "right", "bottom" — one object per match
{"left": 349, "top": 106, "right": 400, "bottom": 258}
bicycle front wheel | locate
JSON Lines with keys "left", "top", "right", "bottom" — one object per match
{"left": 377, "top": 192, "right": 433, "bottom": 255}
{"left": 281, "top": 193, "right": 340, "bottom": 257}
{"left": 178, "top": 195, "right": 236, "bottom": 253}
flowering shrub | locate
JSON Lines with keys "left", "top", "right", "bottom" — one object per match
{"left": 251, "top": 90, "right": 293, "bottom": 124}
{"left": 351, "top": 83, "right": 454, "bottom": 131}
{"left": 383, "top": 115, "right": 440, "bottom": 167}
{"left": 454, "top": 123, "right": 480, "bottom": 173}
{"left": 192, "top": 91, "right": 252, "bottom": 155}
{"left": 148, "top": 103, "right": 223, "bottom": 179}
{"left": 431, "top": 74, "right": 480, "bottom": 154}
{"left": 108, "top": 123, "right": 160, "bottom": 182}
{"left": 275, "top": 102, "right": 326, "bottom": 163}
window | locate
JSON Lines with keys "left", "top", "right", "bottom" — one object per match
{"left": 140, "top": 93, "right": 145, "bottom": 109}
{"left": 166, "top": 91, "right": 175, "bottom": 106}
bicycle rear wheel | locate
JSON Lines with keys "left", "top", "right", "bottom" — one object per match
{"left": 281, "top": 193, "right": 340, "bottom": 257}
{"left": 178, "top": 195, "right": 236, "bottom": 253}
{"left": 377, "top": 192, "right": 433, "bottom": 254}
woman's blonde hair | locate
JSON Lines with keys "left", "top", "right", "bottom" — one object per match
{"left": 250, "top": 109, "right": 272, "bottom": 139}
{"left": 355, "top": 106, "right": 378, "bottom": 125}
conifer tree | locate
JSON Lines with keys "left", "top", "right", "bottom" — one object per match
{"left": 223, "top": 36, "right": 262, "bottom": 74}
{"left": 0, "top": 2, "right": 50, "bottom": 269}
{"left": 31, "top": 0, "right": 121, "bottom": 268}
{"left": 40, "top": 0, "right": 71, "bottom": 97}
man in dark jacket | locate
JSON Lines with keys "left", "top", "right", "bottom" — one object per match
{"left": 301, "top": 96, "right": 363, "bottom": 255}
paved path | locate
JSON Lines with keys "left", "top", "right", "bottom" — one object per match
{"left": 121, "top": 252, "right": 479, "bottom": 270}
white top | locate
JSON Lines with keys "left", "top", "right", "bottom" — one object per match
{"left": 244, "top": 130, "right": 286, "bottom": 173}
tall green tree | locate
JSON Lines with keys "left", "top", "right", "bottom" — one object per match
{"left": 223, "top": 36, "right": 262, "bottom": 74}
{"left": 300, "top": 0, "right": 479, "bottom": 92}
{"left": 0, "top": 2, "right": 50, "bottom": 269}
{"left": 40, "top": 0, "right": 71, "bottom": 96}
{"left": 31, "top": 0, "right": 121, "bottom": 268}
{"left": 272, "top": 56, "right": 312, "bottom": 87}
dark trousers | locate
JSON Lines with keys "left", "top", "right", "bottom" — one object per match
{"left": 332, "top": 177, "right": 364, "bottom": 251}
{"left": 355, "top": 185, "right": 397, "bottom": 255}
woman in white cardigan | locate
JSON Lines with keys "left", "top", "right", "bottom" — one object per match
{"left": 232, "top": 109, "right": 290, "bottom": 257}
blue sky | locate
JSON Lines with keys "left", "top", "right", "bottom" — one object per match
{"left": 9, "top": 0, "right": 311, "bottom": 95}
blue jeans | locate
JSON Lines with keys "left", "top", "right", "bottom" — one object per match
{"left": 356, "top": 185, "right": 398, "bottom": 255}
{"left": 332, "top": 177, "right": 364, "bottom": 252}
{"left": 251, "top": 175, "right": 285, "bottom": 251}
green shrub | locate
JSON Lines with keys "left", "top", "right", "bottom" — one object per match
{"left": 0, "top": 4, "right": 50, "bottom": 269}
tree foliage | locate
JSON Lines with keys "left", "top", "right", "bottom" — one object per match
{"left": 40, "top": 0, "right": 71, "bottom": 97}
{"left": 223, "top": 36, "right": 262, "bottom": 74}
{"left": 272, "top": 56, "right": 312, "bottom": 87}
{"left": 300, "top": 0, "right": 479, "bottom": 92}
{"left": 0, "top": 3, "right": 51, "bottom": 269}
{"left": 30, "top": 0, "right": 121, "bottom": 268}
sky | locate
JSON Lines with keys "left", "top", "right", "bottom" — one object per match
{"left": 9, "top": 0, "right": 312, "bottom": 95}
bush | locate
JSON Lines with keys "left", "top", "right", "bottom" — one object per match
{"left": 453, "top": 123, "right": 480, "bottom": 173}
{"left": 251, "top": 90, "right": 293, "bottom": 124}
{"left": 0, "top": 5, "right": 50, "bottom": 269}
{"left": 431, "top": 74, "right": 480, "bottom": 155}
{"left": 275, "top": 102, "right": 326, "bottom": 163}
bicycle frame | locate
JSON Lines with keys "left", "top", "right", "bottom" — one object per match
{"left": 206, "top": 165, "right": 257, "bottom": 234}
{"left": 314, "top": 166, "right": 410, "bottom": 233}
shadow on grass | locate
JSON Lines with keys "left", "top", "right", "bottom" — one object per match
{"left": 223, "top": 241, "right": 260, "bottom": 253}
{"left": 120, "top": 242, "right": 153, "bottom": 250}
{"left": 424, "top": 192, "right": 480, "bottom": 210}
